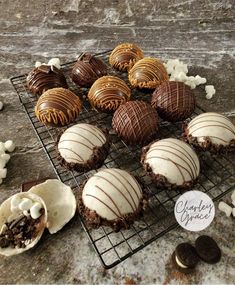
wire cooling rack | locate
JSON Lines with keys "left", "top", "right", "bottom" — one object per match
{"left": 10, "top": 51, "right": 235, "bottom": 269}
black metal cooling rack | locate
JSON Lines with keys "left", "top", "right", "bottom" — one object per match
{"left": 10, "top": 51, "right": 235, "bottom": 269}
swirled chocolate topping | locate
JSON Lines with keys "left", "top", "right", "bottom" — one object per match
{"left": 71, "top": 53, "right": 108, "bottom": 88}
{"left": 88, "top": 75, "right": 131, "bottom": 113}
{"left": 35, "top": 87, "right": 82, "bottom": 127}
{"left": 109, "top": 43, "right": 144, "bottom": 72}
{"left": 112, "top": 100, "right": 159, "bottom": 145}
{"left": 26, "top": 65, "right": 68, "bottom": 95}
{"left": 151, "top": 81, "right": 196, "bottom": 122}
{"left": 128, "top": 57, "right": 169, "bottom": 89}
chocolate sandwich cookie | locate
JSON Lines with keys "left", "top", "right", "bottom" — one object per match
{"left": 195, "top": 235, "right": 221, "bottom": 264}
{"left": 27, "top": 64, "right": 68, "bottom": 95}
{"left": 172, "top": 242, "right": 199, "bottom": 274}
{"left": 71, "top": 53, "right": 108, "bottom": 88}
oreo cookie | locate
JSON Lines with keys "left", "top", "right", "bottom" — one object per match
{"left": 172, "top": 242, "right": 199, "bottom": 274}
{"left": 195, "top": 235, "right": 221, "bottom": 264}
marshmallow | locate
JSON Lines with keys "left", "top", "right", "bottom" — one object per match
{"left": 23, "top": 210, "right": 30, "bottom": 217}
{"left": 0, "top": 159, "right": 6, "bottom": 169}
{"left": 194, "top": 75, "right": 206, "bottom": 85}
{"left": 30, "top": 202, "right": 42, "bottom": 219}
{"left": 0, "top": 142, "right": 6, "bottom": 153}
{"left": 231, "top": 190, "right": 235, "bottom": 201}
{"left": 232, "top": 208, "right": 235, "bottom": 217}
{"left": 0, "top": 168, "right": 7, "bottom": 179}
{"left": 218, "top": 201, "right": 232, "bottom": 217}
{"left": 205, "top": 85, "right": 216, "bottom": 100}
{"left": 35, "top": 61, "right": 42, "bottom": 68}
{"left": 4, "top": 140, "right": 15, "bottom": 152}
{"left": 0, "top": 101, "right": 3, "bottom": 111}
{"left": 48, "top": 58, "right": 61, "bottom": 69}
{"left": 10, "top": 195, "right": 21, "bottom": 209}
{"left": 1, "top": 153, "right": 10, "bottom": 163}
{"left": 19, "top": 198, "right": 33, "bottom": 211}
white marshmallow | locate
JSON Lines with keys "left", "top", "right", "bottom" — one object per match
{"left": 35, "top": 61, "right": 42, "bottom": 68}
{"left": 0, "top": 159, "right": 6, "bottom": 169}
{"left": 48, "top": 58, "right": 61, "bottom": 69}
{"left": 218, "top": 201, "right": 232, "bottom": 217}
{"left": 0, "top": 142, "right": 6, "bottom": 153}
{"left": 10, "top": 195, "right": 21, "bottom": 212}
{"left": 30, "top": 202, "right": 42, "bottom": 219}
{"left": 231, "top": 190, "right": 235, "bottom": 201}
{"left": 0, "top": 101, "right": 3, "bottom": 111}
{"left": 19, "top": 198, "right": 33, "bottom": 211}
{"left": 195, "top": 75, "right": 207, "bottom": 85}
{"left": 1, "top": 153, "right": 10, "bottom": 163}
{"left": 205, "top": 85, "right": 216, "bottom": 100}
{"left": 0, "top": 168, "right": 7, "bottom": 179}
{"left": 23, "top": 210, "right": 30, "bottom": 217}
{"left": 4, "top": 140, "right": 15, "bottom": 152}
{"left": 232, "top": 208, "right": 235, "bottom": 217}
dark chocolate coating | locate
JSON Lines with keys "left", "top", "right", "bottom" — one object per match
{"left": 71, "top": 53, "right": 108, "bottom": 88}
{"left": 88, "top": 75, "right": 131, "bottom": 113}
{"left": 109, "top": 43, "right": 144, "bottom": 72}
{"left": 151, "top": 81, "right": 196, "bottom": 122}
{"left": 35, "top": 87, "right": 82, "bottom": 127}
{"left": 112, "top": 100, "right": 159, "bottom": 145}
{"left": 26, "top": 65, "right": 68, "bottom": 95}
{"left": 195, "top": 235, "right": 221, "bottom": 264}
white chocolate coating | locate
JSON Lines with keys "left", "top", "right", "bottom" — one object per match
{"left": 176, "top": 255, "right": 188, "bottom": 268}
{"left": 82, "top": 168, "right": 143, "bottom": 221}
{"left": 58, "top": 123, "right": 106, "bottom": 164}
{"left": 144, "top": 138, "right": 200, "bottom": 186}
{"left": 187, "top": 112, "right": 235, "bottom": 146}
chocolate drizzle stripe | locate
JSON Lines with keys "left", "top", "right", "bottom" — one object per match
{"left": 95, "top": 185, "right": 123, "bottom": 216}
{"left": 190, "top": 124, "right": 235, "bottom": 136}
{"left": 195, "top": 135, "right": 230, "bottom": 143}
{"left": 149, "top": 142, "right": 198, "bottom": 176}
{"left": 146, "top": 155, "right": 195, "bottom": 182}
{"left": 58, "top": 139, "right": 93, "bottom": 150}
{"left": 76, "top": 125, "right": 106, "bottom": 144}
{"left": 93, "top": 174, "right": 136, "bottom": 212}
{"left": 58, "top": 147, "right": 85, "bottom": 162}
{"left": 85, "top": 194, "right": 120, "bottom": 219}
{"left": 189, "top": 121, "right": 235, "bottom": 135}
{"left": 101, "top": 169, "right": 139, "bottom": 209}
{"left": 61, "top": 132, "right": 96, "bottom": 147}
{"left": 147, "top": 148, "right": 196, "bottom": 179}
{"left": 189, "top": 113, "right": 233, "bottom": 125}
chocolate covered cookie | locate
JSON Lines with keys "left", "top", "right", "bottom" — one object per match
{"left": 128, "top": 57, "right": 168, "bottom": 89}
{"left": 151, "top": 81, "right": 196, "bottom": 122}
{"left": 112, "top": 100, "right": 159, "bottom": 145}
{"left": 27, "top": 64, "right": 68, "bottom": 95}
{"left": 71, "top": 53, "right": 108, "bottom": 88}
{"left": 88, "top": 76, "right": 131, "bottom": 113}
{"left": 35, "top": 87, "right": 82, "bottom": 127}
{"left": 109, "top": 43, "right": 144, "bottom": 72}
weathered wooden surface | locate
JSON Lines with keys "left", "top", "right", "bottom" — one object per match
{"left": 0, "top": 0, "right": 234, "bottom": 284}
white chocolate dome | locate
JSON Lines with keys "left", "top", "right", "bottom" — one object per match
{"left": 144, "top": 138, "right": 200, "bottom": 186}
{"left": 82, "top": 168, "right": 143, "bottom": 221}
{"left": 58, "top": 123, "right": 107, "bottom": 164}
{"left": 187, "top": 112, "right": 235, "bottom": 146}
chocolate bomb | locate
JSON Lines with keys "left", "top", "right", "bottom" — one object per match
{"left": 151, "top": 81, "right": 196, "bottom": 122}
{"left": 112, "top": 100, "right": 159, "bottom": 145}
{"left": 26, "top": 65, "right": 68, "bottom": 95}
{"left": 35, "top": 87, "right": 82, "bottom": 127}
{"left": 88, "top": 75, "right": 131, "bottom": 113}
{"left": 71, "top": 53, "right": 108, "bottom": 88}
{"left": 128, "top": 57, "right": 169, "bottom": 89}
{"left": 109, "top": 43, "right": 144, "bottom": 72}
